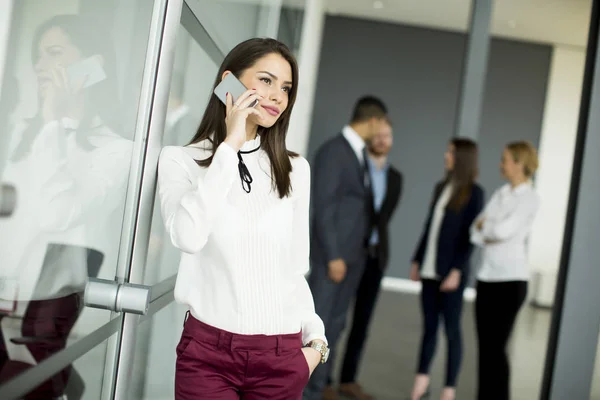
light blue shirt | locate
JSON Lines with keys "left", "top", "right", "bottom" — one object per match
{"left": 368, "top": 157, "right": 389, "bottom": 245}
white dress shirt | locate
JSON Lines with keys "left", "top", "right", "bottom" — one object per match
{"left": 342, "top": 125, "right": 366, "bottom": 165}
{"left": 157, "top": 136, "right": 327, "bottom": 345}
{"left": 420, "top": 184, "right": 452, "bottom": 279}
{"left": 471, "top": 182, "right": 540, "bottom": 282}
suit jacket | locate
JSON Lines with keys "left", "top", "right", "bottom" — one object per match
{"left": 412, "top": 181, "right": 484, "bottom": 281}
{"left": 372, "top": 166, "right": 403, "bottom": 269}
{"left": 310, "top": 133, "right": 371, "bottom": 266}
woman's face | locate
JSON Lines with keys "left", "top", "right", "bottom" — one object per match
{"left": 227, "top": 52, "right": 293, "bottom": 128}
{"left": 34, "top": 26, "right": 82, "bottom": 98}
{"left": 444, "top": 143, "right": 455, "bottom": 172}
{"left": 500, "top": 149, "right": 521, "bottom": 180}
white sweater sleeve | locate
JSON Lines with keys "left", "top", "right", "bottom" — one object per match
{"left": 158, "top": 143, "right": 238, "bottom": 254}
{"left": 470, "top": 192, "right": 496, "bottom": 247}
{"left": 290, "top": 157, "right": 327, "bottom": 345}
{"left": 482, "top": 192, "right": 540, "bottom": 241}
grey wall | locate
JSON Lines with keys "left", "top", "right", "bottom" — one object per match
{"left": 478, "top": 39, "right": 550, "bottom": 195}
{"left": 306, "top": 16, "right": 551, "bottom": 279}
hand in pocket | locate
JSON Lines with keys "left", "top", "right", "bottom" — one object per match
{"left": 301, "top": 347, "right": 321, "bottom": 375}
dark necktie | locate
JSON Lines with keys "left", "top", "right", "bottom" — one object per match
{"left": 362, "top": 147, "right": 372, "bottom": 191}
{"left": 362, "top": 148, "right": 377, "bottom": 246}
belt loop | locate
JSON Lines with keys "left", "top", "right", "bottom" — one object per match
{"left": 276, "top": 336, "right": 281, "bottom": 356}
{"left": 183, "top": 310, "right": 190, "bottom": 327}
{"left": 217, "top": 331, "right": 223, "bottom": 350}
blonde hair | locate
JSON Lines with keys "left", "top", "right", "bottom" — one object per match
{"left": 506, "top": 141, "right": 539, "bottom": 178}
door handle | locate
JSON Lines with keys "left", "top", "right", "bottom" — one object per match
{"left": 0, "top": 183, "right": 16, "bottom": 217}
{"left": 84, "top": 278, "right": 151, "bottom": 315}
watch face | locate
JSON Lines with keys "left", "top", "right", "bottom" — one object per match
{"left": 323, "top": 347, "right": 330, "bottom": 363}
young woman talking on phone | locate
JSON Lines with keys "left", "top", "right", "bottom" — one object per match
{"left": 157, "top": 38, "right": 328, "bottom": 399}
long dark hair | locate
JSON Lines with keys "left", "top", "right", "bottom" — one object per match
{"left": 189, "top": 38, "right": 299, "bottom": 198}
{"left": 11, "top": 14, "right": 122, "bottom": 162}
{"left": 445, "top": 138, "right": 478, "bottom": 211}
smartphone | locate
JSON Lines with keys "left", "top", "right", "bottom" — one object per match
{"left": 67, "top": 54, "right": 106, "bottom": 89}
{"left": 213, "top": 73, "right": 257, "bottom": 108}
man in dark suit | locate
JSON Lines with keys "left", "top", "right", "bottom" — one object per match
{"left": 336, "top": 120, "right": 403, "bottom": 400}
{"left": 304, "top": 96, "right": 389, "bottom": 400}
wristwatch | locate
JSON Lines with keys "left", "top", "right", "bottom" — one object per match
{"left": 306, "top": 341, "right": 330, "bottom": 364}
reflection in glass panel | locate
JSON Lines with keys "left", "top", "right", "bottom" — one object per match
{"left": 0, "top": 328, "right": 117, "bottom": 399}
{"left": 0, "top": 0, "right": 155, "bottom": 395}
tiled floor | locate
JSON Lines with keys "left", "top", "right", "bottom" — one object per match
{"left": 331, "top": 290, "right": 600, "bottom": 400}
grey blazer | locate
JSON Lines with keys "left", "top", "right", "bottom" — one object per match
{"left": 310, "top": 133, "right": 371, "bottom": 266}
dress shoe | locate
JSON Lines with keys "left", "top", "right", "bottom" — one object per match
{"left": 323, "top": 385, "right": 339, "bottom": 400}
{"left": 339, "top": 382, "right": 375, "bottom": 400}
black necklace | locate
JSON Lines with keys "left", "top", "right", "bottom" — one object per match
{"left": 237, "top": 145, "right": 260, "bottom": 193}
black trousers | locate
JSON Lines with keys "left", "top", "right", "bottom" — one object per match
{"left": 336, "top": 254, "right": 384, "bottom": 384}
{"left": 475, "top": 280, "right": 527, "bottom": 400}
{"left": 417, "top": 279, "right": 465, "bottom": 388}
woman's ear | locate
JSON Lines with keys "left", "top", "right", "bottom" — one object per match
{"left": 221, "top": 70, "right": 232, "bottom": 82}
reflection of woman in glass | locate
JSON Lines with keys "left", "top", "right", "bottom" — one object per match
{"left": 0, "top": 14, "right": 130, "bottom": 398}
{"left": 471, "top": 142, "right": 540, "bottom": 400}
{"left": 158, "top": 38, "right": 328, "bottom": 399}
{"left": 409, "top": 139, "right": 484, "bottom": 400}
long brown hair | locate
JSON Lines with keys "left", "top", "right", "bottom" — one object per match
{"left": 445, "top": 138, "right": 478, "bottom": 211}
{"left": 189, "top": 38, "right": 299, "bottom": 198}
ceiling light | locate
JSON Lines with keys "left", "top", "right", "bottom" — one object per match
{"left": 373, "top": 1, "right": 384, "bottom": 9}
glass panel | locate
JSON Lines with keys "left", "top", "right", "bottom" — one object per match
{"left": 0, "top": 326, "right": 119, "bottom": 399}
{"left": 144, "top": 22, "right": 219, "bottom": 286}
{"left": 128, "top": 301, "right": 187, "bottom": 399}
{"left": 0, "top": 0, "right": 157, "bottom": 395}
{"left": 69, "top": 335, "right": 113, "bottom": 400}
{"left": 186, "top": 0, "right": 280, "bottom": 51}
{"left": 278, "top": 2, "right": 304, "bottom": 53}
{"left": 481, "top": 1, "right": 590, "bottom": 399}
{"left": 129, "top": 19, "right": 219, "bottom": 396}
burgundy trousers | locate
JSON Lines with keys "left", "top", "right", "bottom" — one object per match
{"left": 175, "top": 313, "right": 310, "bottom": 399}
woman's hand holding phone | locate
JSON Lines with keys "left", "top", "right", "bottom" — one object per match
{"left": 224, "top": 89, "right": 262, "bottom": 151}
{"left": 42, "top": 64, "right": 86, "bottom": 124}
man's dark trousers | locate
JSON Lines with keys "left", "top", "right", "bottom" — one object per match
{"left": 303, "top": 253, "right": 367, "bottom": 399}
{"left": 338, "top": 252, "right": 384, "bottom": 384}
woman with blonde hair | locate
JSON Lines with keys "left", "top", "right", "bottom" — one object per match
{"left": 471, "top": 141, "right": 540, "bottom": 400}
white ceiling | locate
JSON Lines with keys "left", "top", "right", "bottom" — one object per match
{"left": 282, "top": 0, "right": 592, "bottom": 48}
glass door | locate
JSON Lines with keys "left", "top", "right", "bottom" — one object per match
{"left": 0, "top": 0, "right": 177, "bottom": 398}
